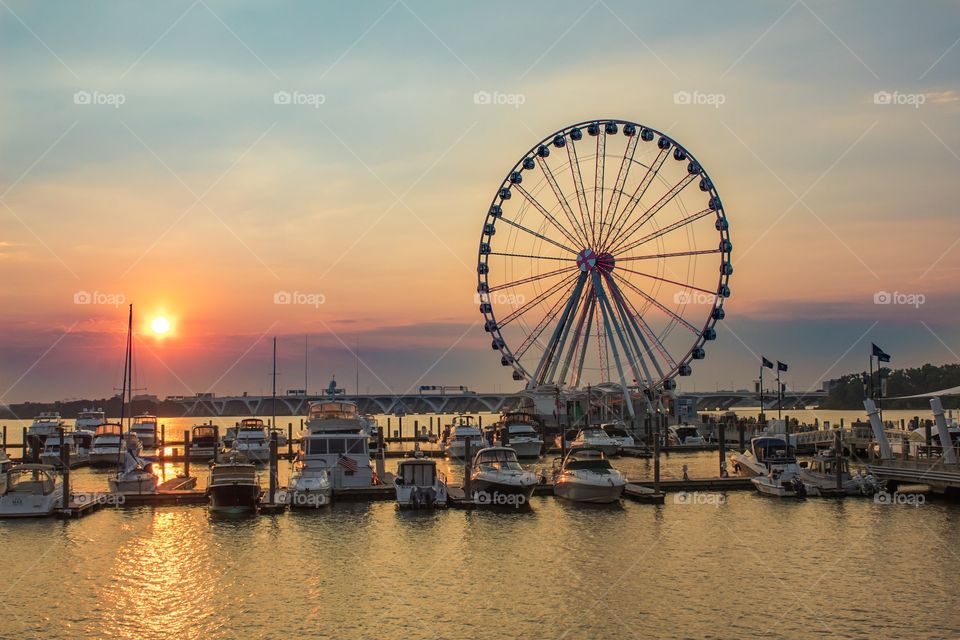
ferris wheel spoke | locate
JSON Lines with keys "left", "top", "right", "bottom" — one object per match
{"left": 566, "top": 138, "right": 595, "bottom": 247}
{"left": 613, "top": 206, "right": 713, "bottom": 256}
{"left": 513, "top": 183, "right": 585, "bottom": 249}
{"left": 489, "top": 265, "right": 571, "bottom": 293}
{"left": 497, "top": 216, "right": 578, "bottom": 254}
{"left": 533, "top": 271, "right": 588, "bottom": 385}
{"left": 599, "top": 133, "right": 639, "bottom": 249}
{"left": 514, "top": 276, "right": 580, "bottom": 362}
{"left": 606, "top": 173, "right": 699, "bottom": 255}
{"left": 537, "top": 157, "right": 590, "bottom": 246}
{"left": 603, "top": 147, "right": 669, "bottom": 252}
{"left": 617, "top": 248, "right": 721, "bottom": 263}
{"left": 611, "top": 272, "right": 699, "bottom": 334}
{"left": 616, "top": 265, "right": 717, "bottom": 297}
{"left": 488, "top": 252, "right": 576, "bottom": 262}
{"left": 497, "top": 272, "right": 579, "bottom": 327}
{"left": 592, "top": 130, "right": 606, "bottom": 248}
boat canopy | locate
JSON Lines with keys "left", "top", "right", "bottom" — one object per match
{"left": 133, "top": 414, "right": 156, "bottom": 424}
{"left": 240, "top": 418, "right": 265, "bottom": 428}
{"left": 473, "top": 447, "right": 523, "bottom": 471}
{"left": 308, "top": 402, "right": 358, "bottom": 421}
{"left": 398, "top": 459, "right": 436, "bottom": 486}
{"left": 192, "top": 425, "right": 218, "bottom": 439}
{"left": 6, "top": 466, "right": 57, "bottom": 494}
{"left": 95, "top": 424, "right": 123, "bottom": 437}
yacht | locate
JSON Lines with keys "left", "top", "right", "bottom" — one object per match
{"left": 89, "top": 423, "right": 126, "bottom": 467}
{"left": 75, "top": 408, "right": 106, "bottom": 431}
{"left": 131, "top": 414, "right": 158, "bottom": 448}
{"left": 297, "top": 401, "right": 375, "bottom": 489}
{"left": 28, "top": 412, "right": 67, "bottom": 445}
{"left": 287, "top": 462, "right": 332, "bottom": 509}
{"left": 729, "top": 436, "right": 792, "bottom": 477}
{"left": 493, "top": 412, "right": 544, "bottom": 459}
{"left": 0, "top": 464, "right": 63, "bottom": 518}
{"left": 108, "top": 433, "right": 158, "bottom": 495}
{"left": 570, "top": 428, "right": 621, "bottom": 456}
{"left": 208, "top": 451, "right": 261, "bottom": 513}
{"left": 39, "top": 430, "right": 93, "bottom": 468}
{"left": 601, "top": 422, "right": 636, "bottom": 449}
{"left": 667, "top": 425, "right": 706, "bottom": 446}
{"left": 552, "top": 448, "right": 627, "bottom": 504}
{"left": 750, "top": 444, "right": 807, "bottom": 498}
{"left": 232, "top": 418, "right": 271, "bottom": 463}
{"left": 470, "top": 446, "right": 537, "bottom": 505}
{"left": 190, "top": 425, "right": 220, "bottom": 461}
{"left": 799, "top": 450, "right": 881, "bottom": 496}
{"left": 395, "top": 454, "right": 447, "bottom": 508}
{"left": 442, "top": 416, "right": 487, "bottom": 459}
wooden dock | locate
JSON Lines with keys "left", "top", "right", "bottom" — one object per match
{"left": 630, "top": 477, "right": 754, "bottom": 492}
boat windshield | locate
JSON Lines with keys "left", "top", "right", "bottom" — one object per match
{"left": 580, "top": 429, "right": 607, "bottom": 440}
{"left": 565, "top": 458, "right": 613, "bottom": 471}
{"left": 399, "top": 462, "right": 436, "bottom": 486}
{"left": 306, "top": 436, "right": 367, "bottom": 455}
{"left": 95, "top": 424, "right": 123, "bottom": 437}
{"left": 8, "top": 468, "right": 54, "bottom": 494}
{"left": 603, "top": 427, "right": 628, "bottom": 437}
{"left": 79, "top": 412, "right": 103, "bottom": 420}
{"left": 240, "top": 418, "right": 264, "bottom": 428}
{"left": 309, "top": 402, "right": 358, "bottom": 421}
{"left": 192, "top": 426, "right": 217, "bottom": 440}
{"left": 475, "top": 449, "right": 522, "bottom": 472}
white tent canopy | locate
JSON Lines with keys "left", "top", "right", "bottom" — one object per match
{"left": 885, "top": 385, "right": 960, "bottom": 400}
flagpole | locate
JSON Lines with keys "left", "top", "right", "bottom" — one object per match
{"left": 759, "top": 364, "right": 764, "bottom": 427}
{"left": 777, "top": 367, "right": 782, "bottom": 422}
{"left": 868, "top": 354, "right": 874, "bottom": 400}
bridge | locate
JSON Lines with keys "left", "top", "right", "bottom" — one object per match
{"left": 163, "top": 388, "right": 829, "bottom": 417}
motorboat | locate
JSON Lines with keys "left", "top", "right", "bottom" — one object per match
{"left": 552, "top": 448, "right": 627, "bottom": 504}
{"left": 190, "top": 425, "right": 220, "bottom": 461}
{"left": 39, "top": 430, "right": 93, "bottom": 468}
{"left": 75, "top": 408, "right": 106, "bottom": 431}
{"left": 131, "top": 414, "right": 158, "bottom": 448}
{"left": 570, "top": 428, "right": 621, "bottom": 457}
{"left": 442, "top": 416, "right": 487, "bottom": 459}
{"left": 601, "top": 422, "right": 636, "bottom": 449}
{"left": 27, "top": 413, "right": 68, "bottom": 454}
{"left": 287, "top": 462, "right": 332, "bottom": 509}
{"left": 108, "top": 433, "right": 158, "bottom": 495}
{"left": 799, "top": 450, "right": 881, "bottom": 496}
{"left": 207, "top": 451, "right": 261, "bottom": 513}
{"left": 297, "top": 401, "right": 376, "bottom": 489}
{"left": 89, "top": 423, "right": 126, "bottom": 467}
{"left": 729, "top": 436, "right": 792, "bottom": 477}
{"left": 750, "top": 446, "right": 807, "bottom": 498}
{"left": 0, "top": 451, "right": 13, "bottom": 494}
{"left": 231, "top": 418, "right": 270, "bottom": 463}
{"left": 493, "top": 412, "right": 544, "bottom": 459}
{"left": 668, "top": 425, "right": 706, "bottom": 446}
{"left": 395, "top": 455, "right": 447, "bottom": 508}
{"left": 470, "top": 446, "right": 537, "bottom": 506}
{"left": 0, "top": 464, "right": 63, "bottom": 518}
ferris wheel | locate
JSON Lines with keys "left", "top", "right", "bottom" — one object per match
{"left": 477, "top": 119, "right": 731, "bottom": 413}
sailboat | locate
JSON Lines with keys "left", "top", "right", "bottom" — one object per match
{"left": 108, "top": 305, "right": 158, "bottom": 495}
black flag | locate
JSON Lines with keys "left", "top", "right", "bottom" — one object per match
{"left": 871, "top": 343, "right": 891, "bottom": 363}
{"left": 777, "top": 361, "right": 788, "bottom": 372}
{"left": 761, "top": 357, "right": 774, "bottom": 369}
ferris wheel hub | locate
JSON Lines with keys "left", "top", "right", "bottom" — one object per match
{"left": 576, "top": 249, "right": 615, "bottom": 274}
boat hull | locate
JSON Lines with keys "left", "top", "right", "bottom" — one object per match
{"left": 472, "top": 477, "right": 536, "bottom": 505}
{"left": 208, "top": 483, "right": 261, "bottom": 512}
{"left": 751, "top": 476, "right": 806, "bottom": 498}
{"left": 0, "top": 489, "right": 63, "bottom": 518}
{"left": 554, "top": 479, "right": 625, "bottom": 504}
{"left": 89, "top": 451, "right": 123, "bottom": 467}
{"left": 109, "top": 475, "right": 159, "bottom": 495}
{"left": 395, "top": 484, "right": 447, "bottom": 508}
{"left": 506, "top": 440, "right": 543, "bottom": 459}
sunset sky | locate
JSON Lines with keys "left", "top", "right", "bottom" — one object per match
{"left": 1, "top": 1, "right": 959, "bottom": 402}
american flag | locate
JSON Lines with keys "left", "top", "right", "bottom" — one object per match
{"left": 337, "top": 454, "right": 358, "bottom": 474}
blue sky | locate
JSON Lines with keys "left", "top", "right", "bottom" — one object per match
{"left": 1, "top": 1, "right": 959, "bottom": 401}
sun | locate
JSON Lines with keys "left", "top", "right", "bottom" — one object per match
{"left": 151, "top": 316, "right": 171, "bottom": 335}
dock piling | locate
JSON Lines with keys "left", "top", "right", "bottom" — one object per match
{"left": 160, "top": 424, "right": 165, "bottom": 463}
{"left": 718, "top": 423, "right": 726, "bottom": 476}
{"left": 287, "top": 423, "right": 293, "bottom": 459}
{"left": 183, "top": 430, "right": 191, "bottom": 477}
{"left": 376, "top": 424, "right": 385, "bottom": 480}
{"left": 835, "top": 429, "right": 843, "bottom": 490}
{"left": 463, "top": 438, "right": 473, "bottom": 501}
{"left": 653, "top": 415, "right": 661, "bottom": 493}
{"left": 59, "top": 427, "right": 70, "bottom": 509}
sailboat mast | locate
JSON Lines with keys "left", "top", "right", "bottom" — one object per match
{"left": 117, "top": 303, "right": 132, "bottom": 476}
{"left": 304, "top": 334, "right": 308, "bottom": 397}
{"left": 272, "top": 337, "right": 277, "bottom": 431}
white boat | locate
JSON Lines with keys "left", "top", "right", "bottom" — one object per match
{"left": 470, "top": 446, "right": 537, "bottom": 506}
{"left": 395, "top": 455, "right": 447, "bottom": 508}
{"left": 287, "top": 463, "right": 332, "bottom": 509}
{"left": 39, "top": 430, "right": 93, "bottom": 468}
{"left": 27, "top": 413, "right": 67, "bottom": 452}
{"left": 297, "top": 401, "right": 375, "bottom": 489}
{"left": 131, "top": 414, "right": 158, "bottom": 448}
{"left": 75, "top": 408, "right": 106, "bottom": 431}
{"left": 442, "top": 417, "right": 487, "bottom": 459}
{"left": 799, "top": 450, "right": 881, "bottom": 496}
{"left": 750, "top": 446, "right": 807, "bottom": 498}
{"left": 190, "top": 425, "right": 220, "bottom": 461}
{"left": 108, "top": 433, "right": 158, "bottom": 495}
{"left": 89, "top": 423, "right": 126, "bottom": 467}
{"left": 0, "top": 451, "right": 13, "bottom": 494}
{"left": 570, "top": 428, "right": 621, "bottom": 456}
{"left": 0, "top": 464, "right": 63, "bottom": 518}
{"left": 231, "top": 418, "right": 271, "bottom": 463}
{"left": 494, "top": 412, "right": 544, "bottom": 459}
{"left": 668, "top": 425, "right": 706, "bottom": 446}
{"left": 208, "top": 452, "right": 261, "bottom": 513}
{"left": 601, "top": 422, "right": 636, "bottom": 449}
{"left": 728, "top": 436, "right": 791, "bottom": 477}
{"left": 552, "top": 448, "right": 627, "bottom": 504}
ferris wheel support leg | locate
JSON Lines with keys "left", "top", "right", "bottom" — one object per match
{"left": 544, "top": 275, "right": 588, "bottom": 385}
{"left": 571, "top": 294, "right": 597, "bottom": 388}
{"left": 591, "top": 273, "right": 636, "bottom": 418}
{"left": 604, "top": 276, "right": 657, "bottom": 413}
{"left": 558, "top": 289, "right": 594, "bottom": 387}
{"left": 529, "top": 271, "right": 588, "bottom": 387}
